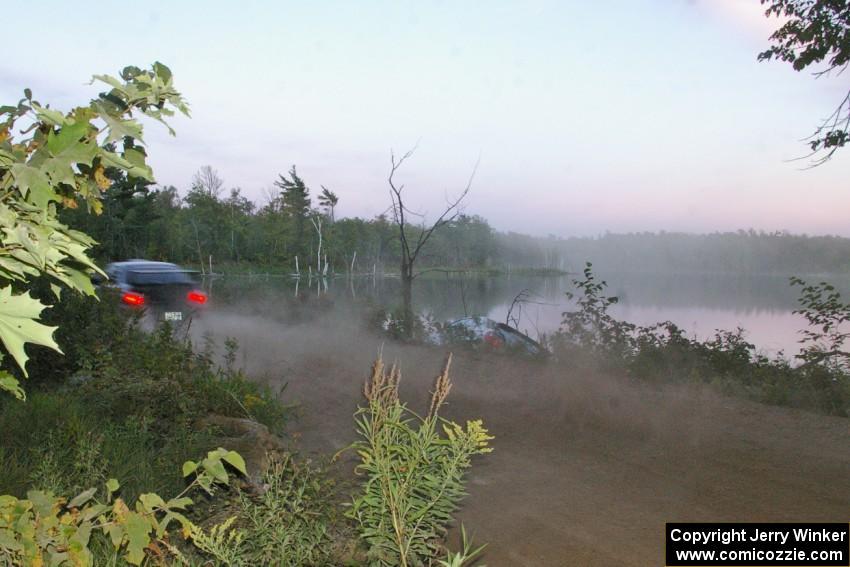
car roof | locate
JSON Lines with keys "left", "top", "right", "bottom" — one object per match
{"left": 107, "top": 260, "right": 184, "bottom": 271}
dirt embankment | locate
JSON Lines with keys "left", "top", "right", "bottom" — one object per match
{"left": 195, "top": 310, "right": 850, "bottom": 567}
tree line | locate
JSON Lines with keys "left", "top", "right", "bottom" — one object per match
{"left": 531, "top": 231, "right": 850, "bottom": 276}
{"left": 61, "top": 164, "right": 500, "bottom": 275}
{"left": 61, "top": 165, "right": 850, "bottom": 276}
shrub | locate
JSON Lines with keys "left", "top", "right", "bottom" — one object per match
{"left": 348, "top": 355, "right": 493, "bottom": 567}
{"left": 0, "top": 448, "right": 246, "bottom": 567}
{"left": 0, "top": 293, "right": 290, "bottom": 501}
{"left": 234, "top": 452, "right": 338, "bottom": 566}
{"left": 790, "top": 276, "right": 850, "bottom": 370}
{"left": 551, "top": 264, "right": 850, "bottom": 416}
{"left": 554, "top": 262, "right": 636, "bottom": 368}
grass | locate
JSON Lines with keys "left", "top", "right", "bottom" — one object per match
{"left": 0, "top": 290, "right": 290, "bottom": 502}
{"left": 0, "top": 289, "right": 383, "bottom": 566}
{"left": 0, "top": 393, "right": 216, "bottom": 501}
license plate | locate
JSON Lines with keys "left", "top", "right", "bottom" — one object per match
{"left": 164, "top": 311, "right": 183, "bottom": 321}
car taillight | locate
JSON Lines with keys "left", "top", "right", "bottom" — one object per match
{"left": 483, "top": 331, "right": 504, "bottom": 348}
{"left": 187, "top": 291, "right": 207, "bottom": 304}
{"left": 121, "top": 292, "right": 145, "bottom": 306}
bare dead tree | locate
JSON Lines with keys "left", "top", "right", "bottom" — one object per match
{"left": 387, "top": 146, "right": 478, "bottom": 337}
{"left": 309, "top": 214, "right": 323, "bottom": 275}
{"left": 506, "top": 289, "right": 531, "bottom": 329}
{"left": 192, "top": 165, "right": 224, "bottom": 198}
{"left": 388, "top": 147, "right": 477, "bottom": 283}
{"left": 260, "top": 186, "right": 281, "bottom": 211}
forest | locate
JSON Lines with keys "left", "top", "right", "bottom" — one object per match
{"left": 63, "top": 164, "right": 850, "bottom": 276}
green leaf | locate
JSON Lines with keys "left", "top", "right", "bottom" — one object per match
{"left": 0, "top": 370, "right": 24, "bottom": 400}
{"left": 106, "top": 524, "right": 123, "bottom": 547}
{"left": 54, "top": 266, "right": 96, "bottom": 297}
{"left": 26, "top": 490, "right": 56, "bottom": 517}
{"left": 138, "top": 493, "right": 165, "bottom": 512}
{"left": 157, "top": 511, "right": 188, "bottom": 538}
{"left": 0, "top": 287, "right": 61, "bottom": 375}
{"left": 91, "top": 74, "right": 124, "bottom": 91}
{"left": 123, "top": 512, "right": 151, "bottom": 565}
{"left": 31, "top": 103, "right": 68, "bottom": 126}
{"left": 0, "top": 528, "right": 22, "bottom": 552}
{"left": 0, "top": 149, "right": 15, "bottom": 167}
{"left": 222, "top": 450, "right": 247, "bottom": 475}
{"left": 42, "top": 128, "right": 97, "bottom": 188}
{"left": 9, "top": 164, "right": 56, "bottom": 207}
{"left": 153, "top": 62, "right": 172, "bottom": 83}
{"left": 99, "top": 150, "right": 153, "bottom": 182}
{"left": 106, "top": 479, "right": 120, "bottom": 495}
{"left": 122, "top": 147, "right": 147, "bottom": 169}
{"left": 68, "top": 522, "right": 93, "bottom": 561}
{"left": 68, "top": 487, "right": 97, "bottom": 508}
{"left": 201, "top": 458, "right": 229, "bottom": 483}
{"left": 181, "top": 461, "right": 198, "bottom": 477}
{"left": 46, "top": 121, "right": 89, "bottom": 156}
{"left": 100, "top": 111, "right": 143, "bottom": 144}
{"left": 80, "top": 503, "right": 109, "bottom": 523}
{"left": 164, "top": 497, "right": 192, "bottom": 510}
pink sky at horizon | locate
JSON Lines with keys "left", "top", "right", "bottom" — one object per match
{"left": 2, "top": 0, "right": 849, "bottom": 238}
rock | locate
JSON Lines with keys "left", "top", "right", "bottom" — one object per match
{"left": 198, "top": 414, "right": 288, "bottom": 489}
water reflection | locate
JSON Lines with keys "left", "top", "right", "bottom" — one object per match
{"left": 203, "top": 272, "right": 850, "bottom": 356}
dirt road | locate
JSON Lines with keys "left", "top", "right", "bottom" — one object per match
{"left": 196, "top": 311, "right": 850, "bottom": 566}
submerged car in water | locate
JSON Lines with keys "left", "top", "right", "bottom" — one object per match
{"left": 433, "top": 316, "right": 548, "bottom": 357}
{"left": 97, "top": 260, "right": 208, "bottom": 323}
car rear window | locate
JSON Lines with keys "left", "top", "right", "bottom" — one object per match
{"left": 126, "top": 269, "right": 195, "bottom": 285}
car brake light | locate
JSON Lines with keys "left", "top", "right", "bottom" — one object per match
{"left": 187, "top": 291, "right": 207, "bottom": 304}
{"left": 484, "top": 332, "right": 504, "bottom": 348}
{"left": 121, "top": 292, "right": 145, "bottom": 306}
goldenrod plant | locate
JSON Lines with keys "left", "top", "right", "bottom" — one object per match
{"left": 186, "top": 516, "right": 246, "bottom": 567}
{"left": 348, "top": 355, "right": 493, "bottom": 567}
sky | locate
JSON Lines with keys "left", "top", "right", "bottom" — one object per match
{"left": 2, "top": 0, "right": 848, "bottom": 237}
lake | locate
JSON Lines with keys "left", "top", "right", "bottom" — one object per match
{"left": 202, "top": 271, "right": 850, "bottom": 357}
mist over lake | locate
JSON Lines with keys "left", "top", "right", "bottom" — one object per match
{"left": 203, "top": 270, "right": 848, "bottom": 357}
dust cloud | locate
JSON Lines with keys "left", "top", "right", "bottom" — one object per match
{"left": 190, "top": 300, "right": 850, "bottom": 567}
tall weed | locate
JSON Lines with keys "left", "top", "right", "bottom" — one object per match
{"left": 348, "top": 355, "right": 493, "bottom": 567}
{"left": 235, "top": 453, "right": 338, "bottom": 566}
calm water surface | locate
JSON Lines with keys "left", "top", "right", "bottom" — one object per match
{"left": 205, "top": 272, "right": 850, "bottom": 357}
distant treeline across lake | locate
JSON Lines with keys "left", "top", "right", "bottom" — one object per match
{"left": 500, "top": 230, "right": 850, "bottom": 275}
{"left": 61, "top": 170, "right": 850, "bottom": 276}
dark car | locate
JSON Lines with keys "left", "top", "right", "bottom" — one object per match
{"left": 434, "top": 316, "right": 548, "bottom": 357}
{"left": 99, "top": 260, "right": 208, "bottom": 323}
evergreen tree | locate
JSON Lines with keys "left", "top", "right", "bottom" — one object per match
{"left": 318, "top": 185, "right": 339, "bottom": 222}
{"left": 274, "top": 166, "right": 312, "bottom": 262}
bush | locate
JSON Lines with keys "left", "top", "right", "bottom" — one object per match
{"left": 348, "top": 355, "right": 492, "bottom": 567}
{"left": 0, "top": 292, "right": 290, "bottom": 501}
{"left": 0, "top": 448, "right": 246, "bottom": 567}
{"left": 234, "top": 452, "right": 340, "bottom": 566}
{"left": 551, "top": 265, "right": 850, "bottom": 416}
